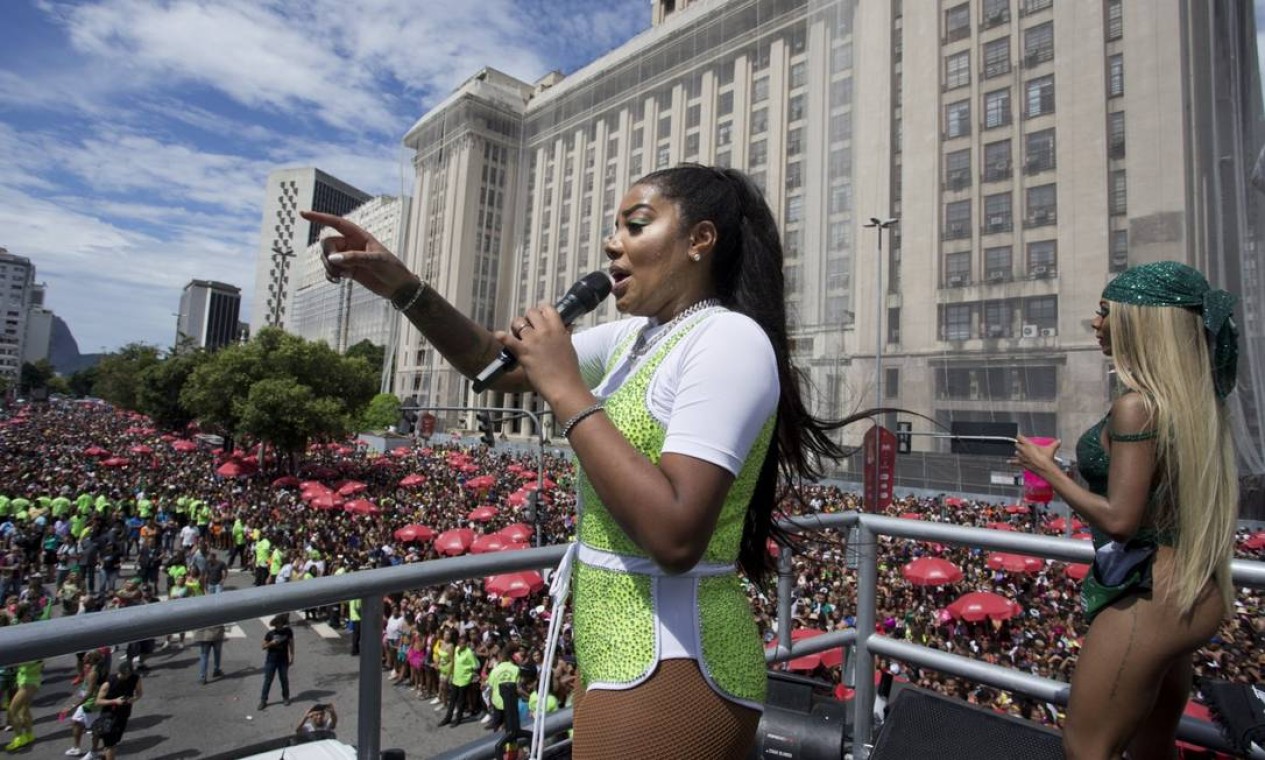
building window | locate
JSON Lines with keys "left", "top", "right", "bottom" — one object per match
{"left": 983, "top": 37, "right": 1011, "bottom": 79}
{"left": 685, "top": 132, "right": 700, "bottom": 157}
{"left": 686, "top": 103, "right": 701, "bottom": 128}
{"left": 1105, "top": 0, "right": 1123, "bottom": 41}
{"left": 943, "top": 304, "right": 973, "bottom": 340}
{"left": 984, "top": 88, "right": 1011, "bottom": 129}
{"left": 1025, "top": 184, "right": 1057, "bottom": 227}
{"left": 718, "top": 90, "right": 734, "bottom": 116}
{"left": 1023, "top": 22, "right": 1054, "bottom": 67}
{"left": 1024, "top": 128, "right": 1056, "bottom": 173}
{"left": 829, "top": 146, "right": 851, "bottom": 176}
{"left": 788, "top": 127, "right": 805, "bottom": 156}
{"left": 1027, "top": 239, "right": 1057, "bottom": 270}
{"left": 1023, "top": 0, "right": 1054, "bottom": 13}
{"left": 1025, "top": 75, "right": 1055, "bottom": 118}
{"left": 944, "top": 200, "right": 972, "bottom": 240}
{"left": 790, "top": 61, "right": 807, "bottom": 88}
{"left": 945, "top": 100, "right": 971, "bottom": 139}
{"left": 788, "top": 93, "right": 806, "bottom": 122}
{"left": 946, "top": 251, "right": 971, "bottom": 284}
{"left": 1025, "top": 296, "right": 1058, "bottom": 329}
{"left": 885, "top": 366, "right": 900, "bottom": 395}
{"left": 784, "top": 228, "right": 802, "bottom": 257}
{"left": 751, "top": 108, "right": 769, "bottom": 134}
{"left": 716, "top": 121, "right": 732, "bottom": 146}
{"left": 946, "top": 51, "right": 971, "bottom": 90}
{"left": 1108, "top": 111, "right": 1126, "bottom": 158}
{"left": 945, "top": 3, "right": 971, "bottom": 43}
{"left": 983, "top": 139, "right": 1012, "bottom": 181}
{"left": 985, "top": 246, "right": 1012, "bottom": 280}
{"left": 1110, "top": 229, "right": 1129, "bottom": 272}
{"left": 750, "top": 139, "right": 767, "bottom": 167}
{"left": 983, "top": 300, "right": 1012, "bottom": 337}
{"left": 832, "top": 44, "right": 853, "bottom": 73}
{"left": 826, "top": 255, "right": 849, "bottom": 289}
{"left": 984, "top": 192, "right": 1012, "bottom": 233}
{"left": 830, "top": 113, "right": 852, "bottom": 142}
{"left": 946, "top": 148, "right": 972, "bottom": 190}
{"left": 656, "top": 144, "right": 671, "bottom": 168}
{"left": 715, "top": 150, "right": 731, "bottom": 168}
{"left": 1108, "top": 54, "right": 1124, "bottom": 97}
{"left": 831, "top": 76, "right": 853, "bottom": 108}
{"left": 982, "top": 0, "right": 1010, "bottom": 27}
{"left": 826, "top": 295, "right": 849, "bottom": 324}
{"left": 786, "top": 161, "right": 803, "bottom": 190}
{"left": 752, "top": 76, "right": 769, "bottom": 103}
{"left": 1109, "top": 170, "right": 1127, "bottom": 215}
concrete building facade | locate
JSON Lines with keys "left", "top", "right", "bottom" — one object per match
{"left": 252, "top": 168, "right": 371, "bottom": 334}
{"left": 0, "top": 249, "right": 36, "bottom": 380}
{"left": 178, "top": 280, "right": 242, "bottom": 351}
{"left": 391, "top": 0, "right": 1263, "bottom": 470}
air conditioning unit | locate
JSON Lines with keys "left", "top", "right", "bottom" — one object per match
{"left": 1040, "top": 327, "right": 1057, "bottom": 337}
{"left": 1031, "top": 265, "right": 1049, "bottom": 276}
{"left": 1021, "top": 324, "right": 1040, "bottom": 338}
{"left": 948, "top": 275, "right": 967, "bottom": 287}
{"left": 988, "top": 271, "right": 1007, "bottom": 282}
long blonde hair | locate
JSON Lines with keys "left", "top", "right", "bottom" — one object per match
{"left": 1107, "top": 302, "right": 1237, "bottom": 616}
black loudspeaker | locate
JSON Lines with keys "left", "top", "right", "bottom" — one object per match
{"left": 950, "top": 421, "right": 1018, "bottom": 456}
{"left": 750, "top": 672, "right": 850, "bottom": 760}
{"left": 870, "top": 687, "right": 1064, "bottom": 760}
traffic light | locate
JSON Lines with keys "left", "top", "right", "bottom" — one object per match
{"left": 896, "top": 421, "right": 912, "bottom": 454}
{"left": 477, "top": 412, "right": 496, "bottom": 447}
{"left": 525, "top": 489, "right": 540, "bottom": 523}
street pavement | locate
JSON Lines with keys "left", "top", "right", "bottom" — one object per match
{"left": 10, "top": 569, "right": 493, "bottom": 759}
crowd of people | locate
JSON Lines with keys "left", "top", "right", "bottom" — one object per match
{"left": 0, "top": 399, "right": 1261, "bottom": 753}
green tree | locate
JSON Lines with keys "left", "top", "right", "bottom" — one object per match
{"left": 236, "top": 378, "right": 346, "bottom": 460}
{"left": 345, "top": 340, "right": 384, "bottom": 371}
{"left": 67, "top": 365, "right": 99, "bottom": 398}
{"left": 91, "top": 344, "right": 161, "bottom": 409}
{"left": 137, "top": 349, "right": 208, "bottom": 430}
{"left": 361, "top": 392, "right": 401, "bottom": 431}
{"left": 18, "top": 360, "right": 55, "bottom": 396}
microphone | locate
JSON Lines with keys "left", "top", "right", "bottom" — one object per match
{"left": 472, "top": 271, "right": 613, "bottom": 393}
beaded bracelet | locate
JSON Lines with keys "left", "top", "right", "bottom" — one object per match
{"left": 392, "top": 280, "right": 428, "bottom": 312}
{"left": 561, "top": 402, "right": 605, "bottom": 439}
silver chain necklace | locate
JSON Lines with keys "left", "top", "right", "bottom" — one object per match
{"left": 629, "top": 298, "right": 723, "bottom": 359}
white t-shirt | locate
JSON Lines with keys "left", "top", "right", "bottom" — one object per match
{"left": 571, "top": 308, "right": 778, "bottom": 476}
{"left": 179, "top": 525, "right": 199, "bottom": 547}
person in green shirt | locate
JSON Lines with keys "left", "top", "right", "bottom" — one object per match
{"left": 484, "top": 644, "right": 520, "bottom": 732}
{"left": 268, "top": 546, "right": 284, "bottom": 582}
{"left": 228, "top": 519, "right": 247, "bottom": 570}
{"left": 439, "top": 632, "right": 480, "bottom": 727}
{"left": 348, "top": 598, "right": 361, "bottom": 656}
{"left": 253, "top": 535, "right": 272, "bottom": 587}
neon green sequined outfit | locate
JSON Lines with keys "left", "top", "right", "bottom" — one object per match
{"left": 570, "top": 312, "right": 775, "bottom": 710}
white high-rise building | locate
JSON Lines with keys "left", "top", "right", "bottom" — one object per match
{"left": 0, "top": 249, "right": 36, "bottom": 379}
{"left": 392, "top": 0, "right": 1264, "bottom": 478}
{"left": 290, "top": 195, "right": 411, "bottom": 358}
{"left": 177, "top": 280, "right": 242, "bottom": 350}
{"left": 252, "top": 168, "right": 371, "bottom": 334}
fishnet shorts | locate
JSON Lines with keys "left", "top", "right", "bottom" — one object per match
{"left": 571, "top": 658, "right": 760, "bottom": 759}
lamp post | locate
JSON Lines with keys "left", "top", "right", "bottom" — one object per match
{"left": 862, "top": 217, "right": 898, "bottom": 411}
{"left": 268, "top": 245, "right": 295, "bottom": 327}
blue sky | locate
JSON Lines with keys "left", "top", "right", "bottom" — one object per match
{"left": 0, "top": 0, "right": 637, "bottom": 355}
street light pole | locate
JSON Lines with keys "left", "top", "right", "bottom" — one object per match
{"left": 269, "top": 245, "right": 296, "bottom": 327}
{"left": 863, "top": 218, "right": 898, "bottom": 411}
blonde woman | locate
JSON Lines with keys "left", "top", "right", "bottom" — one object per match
{"left": 1014, "top": 261, "right": 1239, "bottom": 760}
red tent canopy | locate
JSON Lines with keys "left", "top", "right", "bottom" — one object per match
{"left": 902, "top": 557, "right": 964, "bottom": 587}
{"left": 947, "top": 591, "right": 1022, "bottom": 622}
{"left": 944, "top": 496, "right": 965, "bottom": 507}
{"left": 986, "top": 552, "right": 1045, "bottom": 574}
{"left": 1004, "top": 503, "right": 1031, "bottom": 515}
{"left": 394, "top": 524, "right": 435, "bottom": 543}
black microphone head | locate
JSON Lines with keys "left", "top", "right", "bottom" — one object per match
{"left": 571, "top": 271, "right": 613, "bottom": 308}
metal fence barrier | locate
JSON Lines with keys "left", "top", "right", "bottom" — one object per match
{"left": 2, "top": 514, "right": 1262, "bottom": 759}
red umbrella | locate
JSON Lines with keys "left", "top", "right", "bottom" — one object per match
{"left": 344, "top": 499, "right": 380, "bottom": 515}
{"left": 499, "top": 524, "right": 533, "bottom": 543}
{"left": 1242, "top": 532, "right": 1265, "bottom": 550}
{"left": 310, "top": 493, "right": 344, "bottom": 511}
{"left": 468, "top": 505, "right": 499, "bottom": 522}
{"left": 399, "top": 474, "right": 427, "bottom": 488}
{"left": 434, "top": 528, "right": 476, "bottom": 556}
{"left": 521, "top": 477, "right": 558, "bottom": 491}
{"left": 216, "top": 460, "right": 254, "bottom": 478}
{"left": 944, "top": 496, "right": 965, "bottom": 507}
{"left": 100, "top": 456, "right": 130, "bottom": 468}
{"left": 272, "top": 476, "right": 301, "bottom": 489}
{"left": 898, "top": 512, "right": 923, "bottom": 520}
{"left": 171, "top": 440, "right": 197, "bottom": 453}
{"left": 299, "top": 480, "right": 325, "bottom": 490}
{"left": 1004, "top": 503, "right": 1030, "bottom": 515}
{"left": 471, "top": 534, "right": 511, "bottom": 554}
{"left": 129, "top": 444, "right": 154, "bottom": 455}
{"left": 985, "top": 522, "right": 1017, "bottom": 531}
{"left": 1064, "top": 563, "right": 1091, "bottom": 581}
{"left": 902, "top": 557, "right": 964, "bottom": 587}
{"left": 485, "top": 571, "right": 545, "bottom": 598}
{"left": 947, "top": 591, "right": 1022, "bottom": 622}
{"left": 464, "top": 475, "right": 496, "bottom": 491}
{"left": 1046, "top": 516, "right": 1085, "bottom": 532}
{"left": 84, "top": 445, "right": 111, "bottom": 458}
{"left": 394, "top": 524, "right": 435, "bottom": 542}
{"left": 790, "top": 628, "right": 844, "bottom": 668}
{"left": 337, "top": 480, "right": 368, "bottom": 496}
{"left": 507, "top": 491, "right": 527, "bottom": 507}
{"left": 986, "top": 552, "right": 1045, "bottom": 574}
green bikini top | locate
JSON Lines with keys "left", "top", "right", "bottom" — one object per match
{"left": 1074, "top": 412, "right": 1173, "bottom": 546}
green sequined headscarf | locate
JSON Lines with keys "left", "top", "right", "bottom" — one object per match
{"left": 1101, "top": 261, "right": 1239, "bottom": 398}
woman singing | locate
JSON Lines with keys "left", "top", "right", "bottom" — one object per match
{"left": 303, "top": 164, "right": 853, "bottom": 758}
{"left": 1013, "top": 261, "right": 1239, "bottom": 759}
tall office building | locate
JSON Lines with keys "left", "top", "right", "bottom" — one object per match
{"left": 252, "top": 168, "right": 371, "bottom": 334}
{"left": 0, "top": 249, "right": 36, "bottom": 380}
{"left": 290, "top": 194, "right": 411, "bottom": 360}
{"left": 394, "top": 0, "right": 1264, "bottom": 469}
{"left": 178, "top": 280, "right": 242, "bottom": 351}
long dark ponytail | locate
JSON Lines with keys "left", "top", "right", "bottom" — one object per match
{"left": 637, "top": 164, "right": 880, "bottom": 588}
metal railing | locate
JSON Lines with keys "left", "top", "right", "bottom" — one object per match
{"left": 2, "top": 514, "right": 1263, "bottom": 759}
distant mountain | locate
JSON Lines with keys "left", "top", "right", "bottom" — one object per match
{"left": 49, "top": 316, "right": 100, "bottom": 374}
